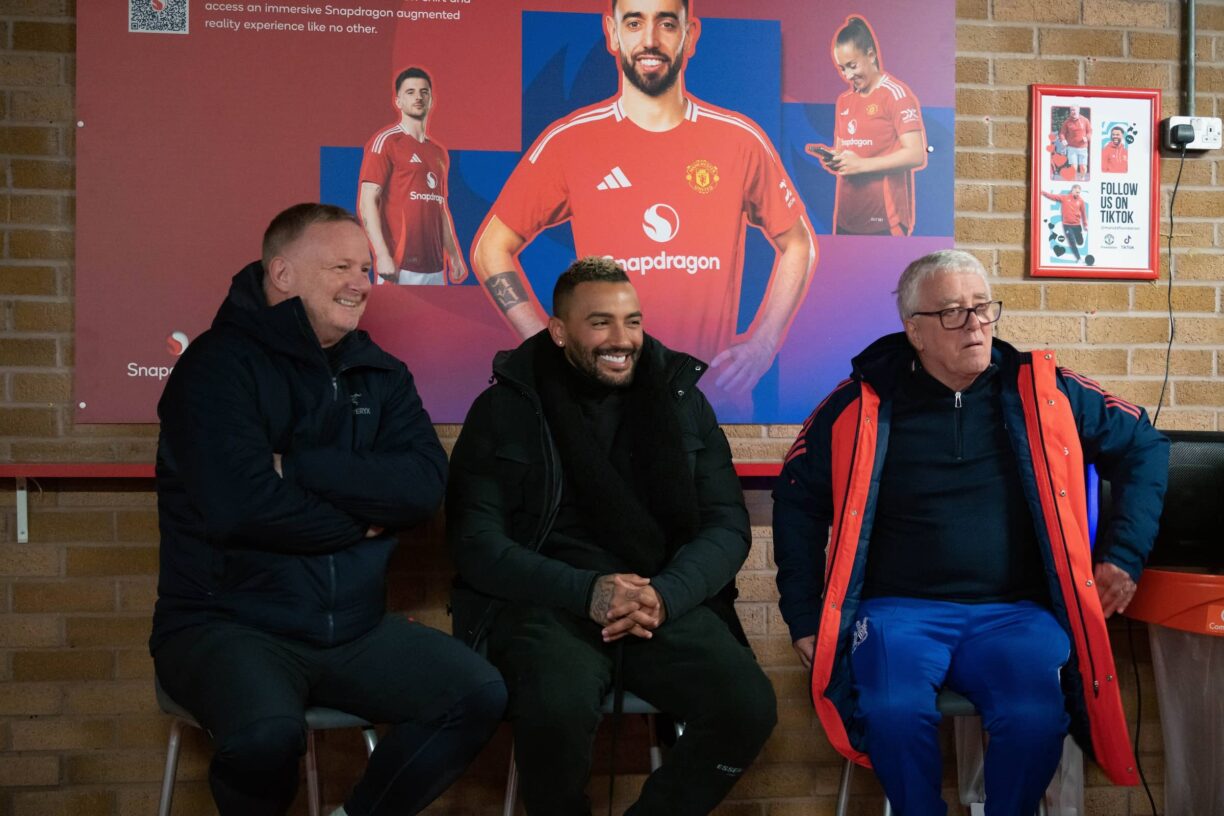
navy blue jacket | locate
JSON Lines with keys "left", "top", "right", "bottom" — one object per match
{"left": 773, "top": 333, "right": 1169, "bottom": 783}
{"left": 151, "top": 262, "right": 447, "bottom": 651}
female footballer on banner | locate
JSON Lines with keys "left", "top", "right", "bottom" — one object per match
{"left": 817, "top": 16, "right": 928, "bottom": 236}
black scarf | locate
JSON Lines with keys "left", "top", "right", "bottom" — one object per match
{"left": 535, "top": 340, "right": 700, "bottom": 575}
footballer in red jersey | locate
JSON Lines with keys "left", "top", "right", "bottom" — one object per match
{"left": 1058, "top": 107, "right": 1092, "bottom": 181}
{"left": 1101, "top": 126, "right": 1128, "bottom": 174}
{"left": 472, "top": 0, "right": 817, "bottom": 406}
{"left": 359, "top": 67, "right": 468, "bottom": 286}
{"left": 1041, "top": 185, "right": 1088, "bottom": 262}
{"left": 817, "top": 16, "right": 927, "bottom": 236}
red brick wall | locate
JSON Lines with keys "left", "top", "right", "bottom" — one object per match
{"left": 3, "top": 0, "right": 1220, "bottom": 813}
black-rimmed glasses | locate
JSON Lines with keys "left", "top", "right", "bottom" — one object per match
{"left": 909, "top": 300, "right": 1003, "bottom": 329}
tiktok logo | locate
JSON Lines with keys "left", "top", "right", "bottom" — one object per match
{"left": 642, "top": 203, "right": 680, "bottom": 243}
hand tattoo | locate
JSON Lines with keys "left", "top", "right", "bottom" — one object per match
{"left": 485, "top": 271, "right": 527, "bottom": 313}
{"left": 589, "top": 575, "right": 615, "bottom": 624}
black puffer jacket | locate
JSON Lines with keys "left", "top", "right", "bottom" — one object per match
{"left": 446, "top": 331, "right": 750, "bottom": 648}
{"left": 151, "top": 262, "right": 447, "bottom": 652}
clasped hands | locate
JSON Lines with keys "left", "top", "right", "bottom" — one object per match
{"left": 589, "top": 573, "right": 667, "bottom": 643}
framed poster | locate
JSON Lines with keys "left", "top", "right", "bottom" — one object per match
{"left": 1030, "top": 84, "right": 1160, "bottom": 280}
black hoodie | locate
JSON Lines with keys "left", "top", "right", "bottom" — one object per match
{"left": 151, "top": 262, "right": 447, "bottom": 652}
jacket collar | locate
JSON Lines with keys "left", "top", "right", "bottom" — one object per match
{"left": 213, "top": 261, "right": 398, "bottom": 372}
{"left": 851, "top": 331, "right": 1027, "bottom": 398}
{"left": 492, "top": 330, "right": 707, "bottom": 400}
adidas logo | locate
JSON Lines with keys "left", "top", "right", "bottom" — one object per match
{"left": 596, "top": 166, "right": 632, "bottom": 190}
{"left": 410, "top": 153, "right": 422, "bottom": 163}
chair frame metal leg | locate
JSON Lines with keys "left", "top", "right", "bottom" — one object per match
{"left": 306, "top": 728, "right": 321, "bottom": 816}
{"left": 361, "top": 727, "right": 378, "bottom": 757}
{"left": 835, "top": 759, "right": 853, "bottom": 816}
{"left": 501, "top": 712, "right": 678, "bottom": 816}
{"left": 158, "top": 718, "right": 184, "bottom": 816}
{"left": 502, "top": 742, "right": 519, "bottom": 816}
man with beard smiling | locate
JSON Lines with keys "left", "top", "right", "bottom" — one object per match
{"left": 448, "top": 256, "right": 777, "bottom": 815}
{"left": 1101, "top": 125, "right": 1129, "bottom": 174}
{"left": 471, "top": 0, "right": 816, "bottom": 420}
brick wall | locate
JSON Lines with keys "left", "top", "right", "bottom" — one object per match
{"left": 2, "top": 0, "right": 1219, "bottom": 813}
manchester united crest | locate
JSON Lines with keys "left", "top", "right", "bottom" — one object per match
{"left": 866, "top": 103, "right": 880, "bottom": 116}
{"left": 685, "top": 159, "right": 720, "bottom": 195}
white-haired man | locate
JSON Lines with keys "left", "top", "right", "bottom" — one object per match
{"left": 774, "top": 249, "right": 1168, "bottom": 815}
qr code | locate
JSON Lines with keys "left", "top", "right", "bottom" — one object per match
{"left": 129, "top": 0, "right": 189, "bottom": 34}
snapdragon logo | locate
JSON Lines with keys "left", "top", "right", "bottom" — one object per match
{"left": 840, "top": 138, "right": 875, "bottom": 148}
{"left": 616, "top": 203, "right": 718, "bottom": 275}
{"left": 409, "top": 191, "right": 445, "bottom": 204}
{"left": 128, "top": 363, "right": 174, "bottom": 380}
{"left": 127, "top": 329, "right": 188, "bottom": 380}
{"left": 605, "top": 252, "right": 721, "bottom": 277}
{"left": 166, "top": 331, "right": 190, "bottom": 356}
{"left": 426, "top": 171, "right": 438, "bottom": 189}
{"left": 642, "top": 203, "right": 680, "bottom": 243}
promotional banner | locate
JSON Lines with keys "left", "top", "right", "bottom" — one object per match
{"left": 77, "top": 0, "right": 954, "bottom": 422}
{"left": 1030, "top": 85, "right": 1160, "bottom": 280}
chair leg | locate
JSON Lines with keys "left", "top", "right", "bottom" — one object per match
{"left": 502, "top": 742, "right": 518, "bottom": 816}
{"left": 646, "top": 714, "right": 663, "bottom": 772}
{"left": 882, "top": 797, "right": 894, "bottom": 816}
{"left": 835, "top": 759, "right": 852, "bottom": 816}
{"left": 158, "top": 719, "right": 184, "bottom": 816}
{"left": 361, "top": 727, "right": 378, "bottom": 757}
{"left": 306, "top": 729, "right": 321, "bottom": 816}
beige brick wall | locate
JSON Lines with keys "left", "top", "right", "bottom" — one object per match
{"left": 3, "top": 0, "right": 1219, "bottom": 814}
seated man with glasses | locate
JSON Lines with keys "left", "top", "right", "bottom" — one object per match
{"left": 773, "top": 249, "right": 1168, "bottom": 816}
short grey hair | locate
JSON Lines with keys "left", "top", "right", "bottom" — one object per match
{"left": 894, "top": 249, "right": 990, "bottom": 320}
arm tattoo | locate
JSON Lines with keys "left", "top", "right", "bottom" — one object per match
{"left": 589, "top": 575, "right": 614, "bottom": 624}
{"left": 485, "top": 271, "right": 528, "bottom": 314}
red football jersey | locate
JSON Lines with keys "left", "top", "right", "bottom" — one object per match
{"left": 1101, "top": 142, "right": 1128, "bottom": 173}
{"left": 1059, "top": 115, "right": 1091, "bottom": 149}
{"left": 1052, "top": 193, "right": 1087, "bottom": 226}
{"left": 491, "top": 96, "right": 805, "bottom": 362}
{"left": 359, "top": 125, "right": 450, "bottom": 275}
{"left": 833, "top": 74, "right": 925, "bottom": 235}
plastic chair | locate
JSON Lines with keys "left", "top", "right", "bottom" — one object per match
{"left": 155, "top": 677, "right": 379, "bottom": 816}
{"left": 501, "top": 690, "right": 683, "bottom": 816}
{"left": 835, "top": 688, "right": 1050, "bottom": 816}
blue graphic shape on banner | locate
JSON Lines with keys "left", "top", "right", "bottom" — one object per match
{"left": 320, "top": 146, "right": 362, "bottom": 214}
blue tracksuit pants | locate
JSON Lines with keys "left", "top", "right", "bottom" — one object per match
{"left": 850, "top": 598, "right": 1071, "bottom": 816}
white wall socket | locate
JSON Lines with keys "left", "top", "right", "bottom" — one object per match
{"left": 1164, "top": 115, "right": 1223, "bottom": 150}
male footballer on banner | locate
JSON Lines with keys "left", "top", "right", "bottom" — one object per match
{"left": 359, "top": 67, "right": 468, "bottom": 286}
{"left": 471, "top": 0, "right": 817, "bottom": 417}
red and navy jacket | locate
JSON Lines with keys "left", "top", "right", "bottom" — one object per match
{"left": 773, "top": 333, "right": 1168, "bottom": 785}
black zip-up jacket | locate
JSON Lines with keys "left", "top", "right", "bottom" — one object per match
{"left": 151, "top": 262, "right": 447, "bottom": 652}
{"left": 446, "top": 331, "right": 750, "bottom": 648}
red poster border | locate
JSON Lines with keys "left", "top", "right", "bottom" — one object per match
{"left": 1029, "top": 84, "right": 1160, "bottom": 280}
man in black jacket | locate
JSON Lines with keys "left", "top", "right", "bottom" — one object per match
{"left": 152, "top": 203, "right": 505, "bottom": 816}
{"left": 447, "top": 257, "right": 776, "bottom": 815}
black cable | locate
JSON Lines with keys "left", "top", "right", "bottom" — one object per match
{"left": 1125, "top": 143, "right": 1186, "bottom": 816}
{"left": 1152, "top": 145, "right": 1185, "bottom": 428}
{"left": 1127, "top": 618, "right": 1159, "bottom": 815}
